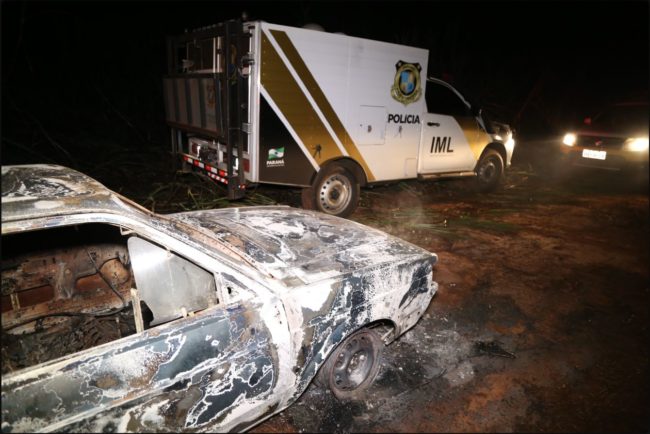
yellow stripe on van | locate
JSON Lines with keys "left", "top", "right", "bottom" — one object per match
{"left": 270, "top": 30, "right": 376, "bottom": 182}
{"left": 456, "top": 117, "right": 491, "bottom": 161}
{"left": 261, "top": 32, "right": 344, "bottom": 168}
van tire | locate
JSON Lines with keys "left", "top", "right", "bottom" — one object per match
{"left": 475, "top": 149, "right": 504, "bottom": 192}
{"left": 301, "top": 186, "right": 315, "bottom": 210}
{"left": 310, "top": 165, "right": 360, "bottom": 218}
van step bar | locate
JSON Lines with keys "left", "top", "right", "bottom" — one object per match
{"left": 418, "top": 171, "right": 476, "bottom": 180}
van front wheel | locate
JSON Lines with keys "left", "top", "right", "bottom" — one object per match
{"left": 475, "top": 149, "right": 504, "bottom": 192}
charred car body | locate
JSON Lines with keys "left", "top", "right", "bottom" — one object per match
{"left": 1, "top": 165, "right": 437, "bottom": 432}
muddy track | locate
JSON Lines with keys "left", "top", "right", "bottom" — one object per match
{"left": 251, "top": 168, "right": 649, "bottom": 433}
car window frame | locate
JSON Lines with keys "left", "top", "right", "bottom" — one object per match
{"left": 2, "top": 212, "right": 250, "bottom": 290}
{"left": 1, "top": 212, "right": 260, "bottom": 374}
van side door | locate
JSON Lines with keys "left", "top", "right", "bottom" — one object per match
{"left": 418, "top": 80, "right": 480, "bottom": 174}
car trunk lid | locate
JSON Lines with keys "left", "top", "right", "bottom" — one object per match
{"left": 169, "top": 206, "right": 435, "bottom": 286}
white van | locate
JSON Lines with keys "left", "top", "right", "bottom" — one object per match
{"left": 163, "top": 20, "right": 515, "bottom": 216}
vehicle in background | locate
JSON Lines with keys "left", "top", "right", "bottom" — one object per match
{"left": 162, "top": 20, "right": 515, "bottom": 217}
{"left": 559, "top": 101, "right": 649, "bottom": 174}
{"left": 1, "top": 164, "right": 437, "bottom": 432}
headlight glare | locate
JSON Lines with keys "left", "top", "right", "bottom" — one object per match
{"left": 562, "top": 133, "right": 577, "bottom": 146}
{"left": 625, "top": 138, "right": 649, "bottom": 152}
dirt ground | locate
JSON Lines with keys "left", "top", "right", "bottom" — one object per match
{"left": 107, "top": 147, "right": 649, "bottom": 433}
{"left": 233, "top": 163, "right": 647, "bottom": 433}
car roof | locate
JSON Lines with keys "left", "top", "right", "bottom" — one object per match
{"left": 1, "top": 164, "right": 150, "bottom": 223}
{"left": 1, "top": 165, "right": 287, "bottom": 283}
{"left": 2, "top": 165, "right": 436, "bottom": 289}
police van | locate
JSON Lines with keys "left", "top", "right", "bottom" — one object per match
{"left": 163, "top": 20, "right": 515, "bottom": 217}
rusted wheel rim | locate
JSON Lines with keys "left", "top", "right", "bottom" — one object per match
{"left": 331, "top": 334, "right": 375, "bottom": 391}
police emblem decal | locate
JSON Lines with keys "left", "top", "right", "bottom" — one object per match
{"left": 391, "top": 61, "right": 422, "bottom": 105}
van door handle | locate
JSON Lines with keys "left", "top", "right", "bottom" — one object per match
{"left": 427, "top": 122, "right": 440, "bottom": 127}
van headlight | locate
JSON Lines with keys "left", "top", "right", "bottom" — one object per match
{"left": 624, "top": 138, "right": 649, "bottom": 152}
{"left": 562, "top": 133, "right": 577, "bottom": 146}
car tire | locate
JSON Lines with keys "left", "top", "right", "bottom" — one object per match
{"left": 475, "top": 149, "right": 504, "bottom": 192}
{"left": 316, "top": 328, "right": 383, "bottom": 400}
{"left": 310, "top": 164, "right": 360, "bottom": 218}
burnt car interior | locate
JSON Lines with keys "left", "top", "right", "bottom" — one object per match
{"left": 1, "top": 223, "right": 219, "bottom": 374}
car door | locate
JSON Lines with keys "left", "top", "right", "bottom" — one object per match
{"left": 1, "top": 234, "right": 282, "bottom": 433}
{"left": 418, "top": 80, "right": 480, "bottom": 174}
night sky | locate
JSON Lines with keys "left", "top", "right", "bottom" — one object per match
{"left": 1, "top": 1, "right": 648, "bottom": 167}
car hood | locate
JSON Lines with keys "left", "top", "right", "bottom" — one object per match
{"left": 575, "top": 128, "right": 645, "bottom": 138}
{"left": 169, "top": 206, "right": 437, "bottom": 287}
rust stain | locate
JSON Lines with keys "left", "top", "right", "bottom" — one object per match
{"left": 95, "top": 374, "right": 120, "bottom": 389}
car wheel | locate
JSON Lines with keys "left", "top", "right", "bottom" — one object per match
{"left": 311, "top": 165, "right": 360, "bottom": 217}
{"left": 317, "top": 328, "right": 383, "bottom": 400}
{"left": 475, "top": 149, "right": 504, "bottom": 192}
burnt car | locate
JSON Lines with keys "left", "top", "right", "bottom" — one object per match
{"left": 1, "top": 164, "right": 437, "bottom": 432}
{"left": 559, "top": 101, "right": 649, "bottom": 173}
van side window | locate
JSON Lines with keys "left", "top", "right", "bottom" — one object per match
{"left": 425, "top": 81, "right": 470, "bottom": 117}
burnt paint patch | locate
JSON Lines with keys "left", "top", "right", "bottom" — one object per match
{"left": 191, "top": 355, "right": 274, "bottom": 426}
{"left": 2, "top": 165, "right": 103, "bottom": 201}
{"left": 171, "top": 207, "right": 436, "bottom": 287}
{"left": 229, "top": 401, "right": 281, "bottom": 433}
{"left": 399, "top": 260, "right": 433, "bottom": 309}
{"left": 295, "top": 270, "right": 376, "bottom": 386}
{"left": 1, "top": 301, "right": 277, "bottom": 432}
